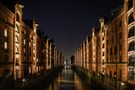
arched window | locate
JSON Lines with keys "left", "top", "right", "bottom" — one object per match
{"left": 128, "top": 26, "right": 135, "bottom": 38}
{"left": 128, "top": 0, "right": 133, "bottom": 10}
{"left": 128, "top": 41, "right": 135, "bottom": 51}
{"left": 129, "top": 55, "right": 135, "bottom": 66}
{"left": 128, "top": 13, "right": 134, "bottom": 24}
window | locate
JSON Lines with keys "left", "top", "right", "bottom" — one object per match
{"left": 5, "top": 55, "right": 8, "bottom": 64}
{"left": 110, "top": 48, "right": 112, "bottom": 54}
{"left": 4, "top": 42, "right": 7, "bottom": 49}
{"left": 102, "top": 44, "right": 104, "bottom": 48}
{"left": 23, "top": 39, "right": 26, "bottom": 45}
{"left": 128, "top": 26, "right": 135, "bottom": 38}
{"left": 4, "top": 29, "right": 7, "bottom": 37}
{"left": 128, "top": 67, "right": 134, "bottom": 80}
{"left": 129, "top": 55, "right": 135, "bottom": 65}
{"left": 114, "top": 72, "right": 116, "bottom": 78}
{"left": 24, "top": 48, "right": 25, "bottom": 53}
{"left": 15, "top": 46, "right": 19, "bottom": 54}
{"left": 29, "top": 42, "right": 31, "bottom": 47}
{"left": 29, "top": 67, "right": 31, "bottom": 74}
{"left": 107, "top": 40, "right": 108, "bottom": 46}
{"left": 102, "top": 52, "right": 104, "bottom": 56}
{"left": 15, "top": 35, "right": 19, "bottom": 43}
{"left": 102, "top": 37, "right": 104, "bottom": 41}
{"left": 128, "top": 42, "right": 135, "bottom": 51}
{"left": 15, "top": 24, "right": 19, "bottom": 33}
{"left": 128, "top": 13, "right": 134, "bottom": 24}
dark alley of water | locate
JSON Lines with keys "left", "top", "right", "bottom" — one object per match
{"left": 44, "top": 68, "right": 91, "bottom": 90}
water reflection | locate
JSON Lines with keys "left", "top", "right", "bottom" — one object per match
{"left": 45, "top": 68, "right": 85, "bottom": 90}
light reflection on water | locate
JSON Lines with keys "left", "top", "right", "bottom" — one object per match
{"left": 46, "top": 68, "right": 85, "bottom": 90}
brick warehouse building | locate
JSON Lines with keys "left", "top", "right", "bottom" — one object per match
{"left": 74, "top": 0, "right": 135, "bottom": 89}
{"left": 0, "top": 0, "right": 64, "bottom": 82}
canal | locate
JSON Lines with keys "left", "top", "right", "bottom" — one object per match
{"left": 45, "top": 68, "right": 91, "bottom": 90}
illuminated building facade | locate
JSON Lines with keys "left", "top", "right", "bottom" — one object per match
{"left": 74, "top": 0, "right": 135, "bottom": 88}
{"left": 0, "top": 0, "right": 64, "bottom": 81}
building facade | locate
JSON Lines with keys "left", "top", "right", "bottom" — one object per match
{"left": 0, "top": 0, "right": 64, "bottom": 82}
{"left": 74, "top": 0, "right": 135, "bottom": 88}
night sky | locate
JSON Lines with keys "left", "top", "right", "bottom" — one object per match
{"left": 22, "top": 0, "right": 122, "bottom": 58}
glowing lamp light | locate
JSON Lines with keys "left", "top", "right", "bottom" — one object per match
{"left": 114, "top": 75, "right": 116, "bottom": 78}
{"left": 121, "top": 82, "right": 125, "bottom": 86}
{"left": 22, "top": 78, "right": 26, "bottom": 82}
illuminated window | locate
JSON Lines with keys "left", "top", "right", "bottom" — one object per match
{"left": 29, "top": 42, "right": 31, "bottom": 47}
{"left": 23, "top": 39, "right": 25, "bottom": 45}
{"left": 15, "top": 46, "right": 19, "bottom": 54}
{"left": 24, "top": 48, "right": 25, "bottom": 53}
{"left": 4, "top": 42, "right": 7, "bottom": 49}
{"left": 15, "top": 35, "right": 19, "bottom": 43}
{"left": 4, "top": 29, "right": 7, "bottom": 37}
{"left": 15, "top": 24, "right": 19, "bottom": 33}
{"left": 29, "top": 67, "right": 31, "bottom": 74}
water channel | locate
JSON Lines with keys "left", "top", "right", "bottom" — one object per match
{"left": 45, "top": 68, "right": 91, "bottom": 90}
